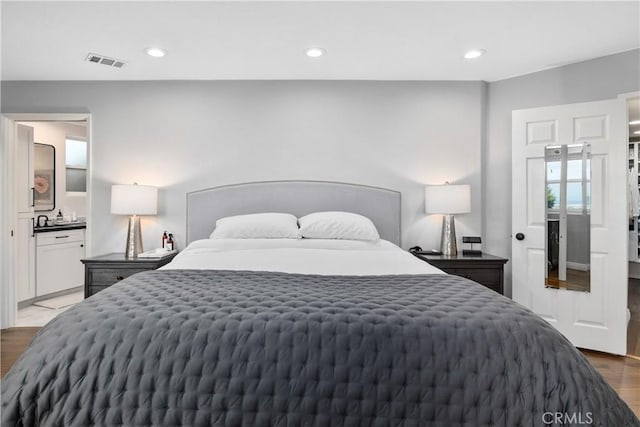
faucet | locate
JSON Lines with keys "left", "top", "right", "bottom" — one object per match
{"left": 37, "top": 215, "right": 49, "bottom": 228}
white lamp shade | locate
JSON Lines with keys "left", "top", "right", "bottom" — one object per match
{"left": 111, "top": 184, "right": 158, "bottom": 215}
{"left": 425, "top": 184, "right": 471, "bottom": 214}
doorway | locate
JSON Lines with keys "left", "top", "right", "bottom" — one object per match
{"left": 0, "top": 114, "right": 91, "bottom": 329}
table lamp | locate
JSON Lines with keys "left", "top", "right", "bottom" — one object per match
{"left": 111, "top": 183, "right": 158, "bottom": 258}
{"left": 425, "top": 182, "right": 471, "bottom": 256}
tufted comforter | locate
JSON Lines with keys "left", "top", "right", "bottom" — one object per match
{"left": 2, "top": 270, "right": 638, "bottom": 426}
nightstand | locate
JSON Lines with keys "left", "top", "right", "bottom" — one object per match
{"left": 412, "top": 252, "right": 508, "bottom": 295}
{"left": 81, "top": 252, "right": 178, "bottom": 298}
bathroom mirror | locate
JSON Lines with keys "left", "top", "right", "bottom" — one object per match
{"left": 34, "top": 143, "right": 55, "bottom": 211}
{"left": 545, "top": 143, "right": 591, "bottom": 292}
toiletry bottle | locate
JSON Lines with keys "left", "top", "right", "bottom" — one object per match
{"left": 56, "top": 209, "right": 63, "bottom": 222}
{"left": 167, "top": 234, "right": 174, "bottom": 251}
{"left": 162, "top": 231, "right": 168, "bottom": 249}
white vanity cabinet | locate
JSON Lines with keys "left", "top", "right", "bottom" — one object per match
{"left": 36, "top": 229, "right": 85, "bottom": 296}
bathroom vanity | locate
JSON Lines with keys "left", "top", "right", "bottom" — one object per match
{"left": 35, "top": 224, "right": 85, "bottom": 297}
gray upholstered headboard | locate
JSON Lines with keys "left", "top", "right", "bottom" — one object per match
{"left": 186, "top": 181, "right": 401, "bottom": 245}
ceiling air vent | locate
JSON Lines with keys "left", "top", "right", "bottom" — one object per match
{"left": 85, "top": 53, "right": 126, "bottom": 69}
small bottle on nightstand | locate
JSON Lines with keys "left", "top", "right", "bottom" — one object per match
{"left": 162, "top": 231, "right": 168, "bottom": 248}
{"left": 166, "top": 234, "right": 174, "bottom": 251}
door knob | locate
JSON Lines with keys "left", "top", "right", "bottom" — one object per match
{"left": 515, "top": 233, "right": 525, "bottom": 241}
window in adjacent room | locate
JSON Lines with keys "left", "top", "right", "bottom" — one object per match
{"left": 65, "top": 138, "right": 87, "bottom": 193}
{"left": 546, "top": 146, "right": 591, "bottom": 214}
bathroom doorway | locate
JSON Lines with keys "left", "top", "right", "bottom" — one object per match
{"left": 1, "top": 114, "right": 92, "bottom": 328}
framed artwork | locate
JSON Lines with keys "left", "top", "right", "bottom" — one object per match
{"left": 34, "top": 143, "right": 55, "bottom": 211}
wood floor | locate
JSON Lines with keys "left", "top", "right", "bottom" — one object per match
{"left": 1, "top": 327, "right": 639, "bottom": 417}
{"left": 545, "top": 268, "right": 590, "bottom": 292}
{"left": 582, "top": 350, "right": 640, "bottom": 417}
{"left": 1, "top": 327, "right": 40, "bottom": 377}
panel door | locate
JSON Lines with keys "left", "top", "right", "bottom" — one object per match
{"left": 512, "top": 98, "right": 627, "bottom": 354}
{"left": 16, "top": 124, "right": 34, "bottom": 214}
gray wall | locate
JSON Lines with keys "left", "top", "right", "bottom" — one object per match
{"left": 485, "top": 49, "right": 640, "bottom": 296}
{"left": 548, "top": 213, "right": 591, "bottom": 266}
{"left": 567, "top": 214, "right": 590, "bottom": 266}
{"left": 3, "top": 50, "right": 636, "bottom": 286}
{"left": 2, "top": 81, "right": 485, "bottom": 256}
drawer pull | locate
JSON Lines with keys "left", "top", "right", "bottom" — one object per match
{"left": 55, "top": 235, "right": 70, "bottom": 239}
{"left": 115, "top": 275, "right": 124, "bottom": 281}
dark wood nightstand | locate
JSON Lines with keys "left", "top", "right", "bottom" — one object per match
{"left": 412, "top": 252, "right": 508, "bottom": 295}
{"left": 81, "top": 252, "right": 178, "bottom": 298}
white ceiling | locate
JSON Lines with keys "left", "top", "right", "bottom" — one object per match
{"left": 1, "top": 1, "right": 639, "bottom": 81}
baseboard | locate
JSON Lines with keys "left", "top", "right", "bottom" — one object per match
{"left": 17, "top": 286, "right": 83, "bottom": 310}
{"left": 566, "top": 262, "right": 590, "bottom": 271}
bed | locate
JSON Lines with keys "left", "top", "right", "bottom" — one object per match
{"left": 2, "top": 181, "right": 638, "bottom": 426}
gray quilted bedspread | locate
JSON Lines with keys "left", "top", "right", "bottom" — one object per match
{"left": 2, "top": 270, "right": 638, "bottom": 426}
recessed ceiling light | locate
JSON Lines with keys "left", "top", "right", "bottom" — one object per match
{"left": 305, "top": 47, "right": 325, "bottom": 58}
{"left": 464, "top": 49, "right": 486, "bottom": 60}
{"left": 145, "top": 47, "right": 167, "bottom": 58}
{"left": 630, "top": 120, "right": 640, "bottom": 125}
{"left": 634, "top": 130, "right": 640, "bottom": 135}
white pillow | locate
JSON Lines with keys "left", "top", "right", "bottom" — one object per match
{"left": 210, "top": 213, "right": 299, "bottom": 239}
{"left": 298, "top": 211, "right": 380, "bottom": 241}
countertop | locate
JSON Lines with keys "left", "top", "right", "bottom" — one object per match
{"left": 34, "top": 222, "right": 86, "bottom": 233}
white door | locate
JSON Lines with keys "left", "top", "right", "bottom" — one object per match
{"left": 15, "top": 124, "right": 36, "bottom": 303}
{"left": 512, "top": 99, "right": 627, "bottom": 355}
{"left": 16, "top": 124, "right": 34, "bottom": 213}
